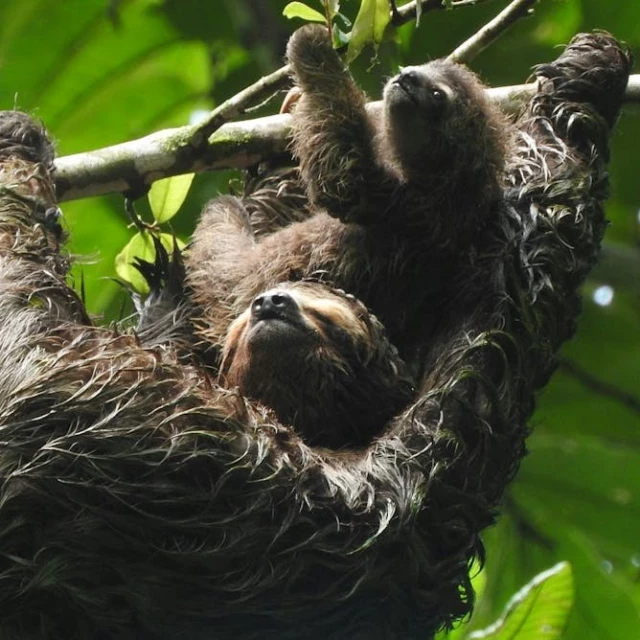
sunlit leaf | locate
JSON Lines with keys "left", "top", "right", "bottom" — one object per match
{"left": 283, "top": 2, "right": 326, "bottom": 23}
{"left": 114, "top": 231, "right": 182, "bottom": 294}
{"left": 469, "top": 563, "right": 573, "bottom": 639}
{"left": 148, "top": 173, "right": 195, "bottom": 223}
{"left": 346, "top": 0, "right": 391, "bottom": 62}
{"left": 333, "top": 26, "right": 351, "bottom": 48}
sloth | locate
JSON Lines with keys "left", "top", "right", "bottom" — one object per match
{"left": 218, "top": 281, "right": 414, "bottom": 448}
{"left": 0, "top": 30, "right": 631, "bottom": 640}
{"left": 185, "top": 24, "right": 513, "bottom": 375}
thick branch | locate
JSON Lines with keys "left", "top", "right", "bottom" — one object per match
{"left": 54, "top": 75, "right": 640, "bottom": 202}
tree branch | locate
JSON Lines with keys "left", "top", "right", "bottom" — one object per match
{"left": 192, "top": 66, "right": 292, "bottom": 143}
{"left": 154, "top": 0, "right": 503, "bottom": 162}
{"left": 559, "top": 358, "right": 640, "bottom": 416}
{"left": 392, "top": 0, "right": 497, "bottom": 24}
{"left": 53, "top": 0, "right": 551, "bottom": 201}
{"left": 54, "top": 75, "right": 640, "bottom": 202}
{"left": 448, "top": 0, "right": 537, "bottom": 63}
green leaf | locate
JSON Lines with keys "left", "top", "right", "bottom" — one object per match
{"left": 469, "top": 563, "right": 573, "bottom": 639}
{"left": 283, "top": 2, "right": 326, "bottom": 23}
{"left": 116, "top": 231, "right": 155, "bottom": 294}
{"left": 326, "top": 0, "right": 341, "bottom": 20}
{"left": 115, "top": 231, "right": 183, "bottom": 294}
{"left": 333, "top": 26, "right": 351, "bottom": 48}
{"left": 346, "top": 0, "right": 391, "bottom": 62}
{"left": 148, "top": 173, "right": 195, "bottom": 223}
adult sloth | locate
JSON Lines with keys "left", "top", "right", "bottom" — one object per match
{"left": 0, "top": 31, "right": 631, "bottom": 640}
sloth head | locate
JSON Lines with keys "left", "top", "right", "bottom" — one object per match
{"left": 381, "top": 59, "right": 508, "bottom": 202}
{"left": 220, "top": 282, "right": 414, "bottom": 449}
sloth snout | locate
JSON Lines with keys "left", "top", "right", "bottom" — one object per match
{"left": 251, "top": 290, "right": 298, "bottom": 320}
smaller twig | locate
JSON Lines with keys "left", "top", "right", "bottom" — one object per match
{"left": 191, "top": 65, "right": 292, "bottom": 144}
{"left": 392, "top": 0, "right": 496, "bottom": 24}
{"left": 559, "top": 358, "right": 640, "bottom": 415}
{"left": 448, "top": 0, "right": 537, "bottom": 64}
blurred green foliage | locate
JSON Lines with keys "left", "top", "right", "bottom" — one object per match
{"left": 0, "top": 1, "right": 638, "bottom": 637}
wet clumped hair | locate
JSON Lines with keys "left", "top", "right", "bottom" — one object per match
{"left": 0, "top": 31, "right": 632, "bottom": 640}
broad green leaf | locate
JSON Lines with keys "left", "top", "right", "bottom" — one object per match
{"left": 333, "top": 26, "right": 351, "bottom": 48}
{"left": 493, "top": 494, "right": 640, "bottom": 640}
{"left": 469, "top": 563, "right": 573, "bottom": 639}
{"left": 0, "top": 1, "right": 213, "bottom": 152}
{"left": 515, "top": 435, "right": 640, "bottom": 568}
{"left": 0, "top": 0, "right": 222, "bottom": 318}
{"left": 283, "top": 2, "right": 326, "bottom": 23}
{"left": 115, "top": 231, "right": 182, "bottom": 294}
{"left": 116, "top": 231, "right": 156, "bottom": 294}
{"left": 148, "top": 173, "right": 195, "bottom": 223}
{"left": 346, "top": 0, "right": 391, "bottom": 62}
{"left": 556, "top": 530, "right": 640, "bottom": 640}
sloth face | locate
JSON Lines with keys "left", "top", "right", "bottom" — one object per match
{"left": 381, "top": 59, "right": 499, "bottom": 179}
{"left": 220, "top": 282, "right": 413, "bottom": 448}
{"left": 221, "top": 282, "right": 370, "bottom": 380}
{"left": 383, "top": 64, "right": 453, "bottom": 123}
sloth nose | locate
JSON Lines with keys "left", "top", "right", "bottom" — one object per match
{"left": 251, "top": 290, "right": 297, "bottom": 320}
{"left": 397, "top": 68, "right": 420, "bottom": 87}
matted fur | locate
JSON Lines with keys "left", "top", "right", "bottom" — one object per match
{"left": 0, "top": 32, "right": 631, "bottom": 640}
{"left": 187, "top": 26, "right": 514, "bottom": 362}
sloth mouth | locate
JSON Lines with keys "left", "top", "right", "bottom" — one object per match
{"left": 391, "top": 76, "right": 420, "bottom": 105}
{"left": 251, "top": 307, "right": 302, "bottom": 327}
{"left": 248, "top": 313, "right": 313, "bottom": 343}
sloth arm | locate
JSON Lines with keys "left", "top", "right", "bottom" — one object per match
{"left": 286, "top": 25, "right": 404, "bottom": 225}
{"left": 501, "top": 32, "right": 632, "bottom": 376}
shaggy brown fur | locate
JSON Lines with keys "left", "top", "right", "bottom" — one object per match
{"left": 219, "top": 281, "right": 414, "bottom": 447}
{"left": 0, "top": 31, "right": 631, "bottom": 640}
{"left": 186, "top": 25, "right": 513, "bottom": 365}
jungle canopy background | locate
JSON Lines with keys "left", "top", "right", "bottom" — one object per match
{"left": 0, "top": 1, "right": 638, "bottom": 638}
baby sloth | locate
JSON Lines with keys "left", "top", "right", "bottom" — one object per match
{"left": 219, "top": 282, "right": 414, "bottom": 448}
{"left": 187, "top": 24, "right": 512, "bottom": 366}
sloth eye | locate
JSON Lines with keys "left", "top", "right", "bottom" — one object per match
{"left": 431, "top": 88, "right": 446, "bottom": 102}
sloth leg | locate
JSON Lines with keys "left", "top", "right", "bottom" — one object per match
{"left": 185, "top": 195, "right": 259, "bottom": 349}
{"left": 503, "top": 31, "right": 631, "bottom": 364}
{"left": 0, "top": 111, "right": 89, "bottom": 333}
